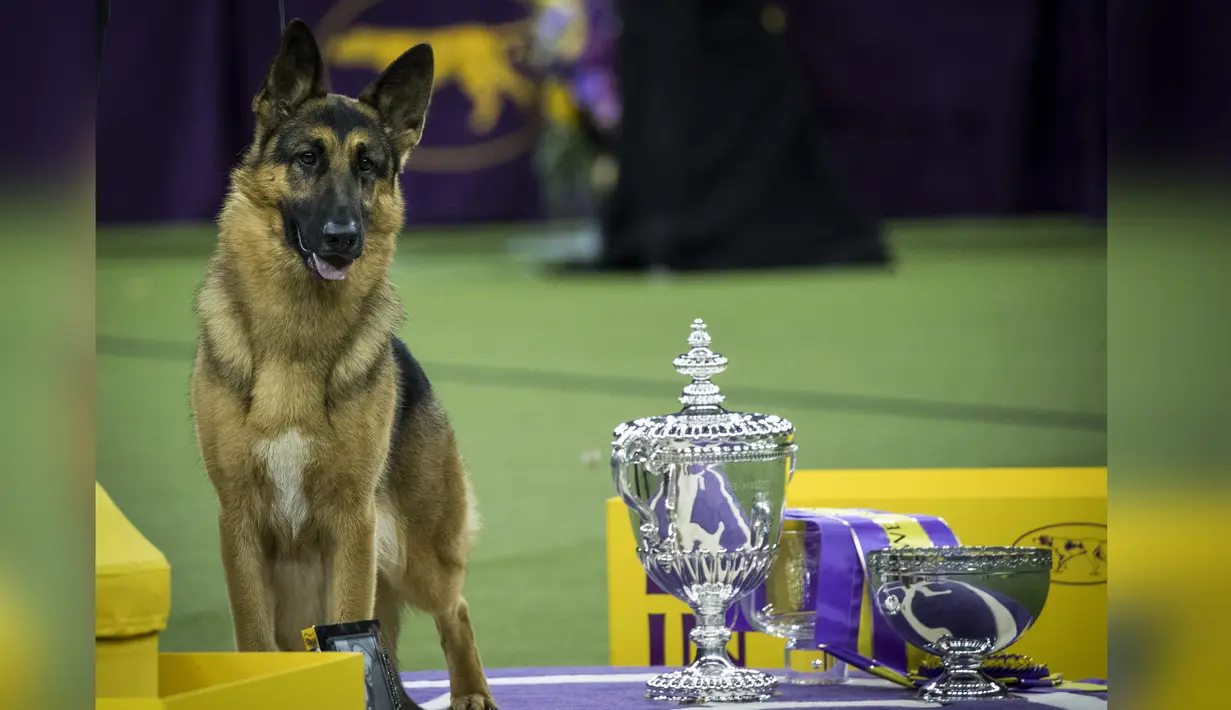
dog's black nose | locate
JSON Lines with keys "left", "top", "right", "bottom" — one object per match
{"left": 321, "top": 220, "right": 362, "bottom": 255}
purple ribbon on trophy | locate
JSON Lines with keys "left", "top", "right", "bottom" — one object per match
{"left": 727, "top": 507, "right": 960, "bottom": 674}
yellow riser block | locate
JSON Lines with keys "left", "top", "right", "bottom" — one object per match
{"left": 96, "top": 652, "right": 365, "bottom": 709}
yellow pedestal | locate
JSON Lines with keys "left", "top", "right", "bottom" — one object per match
{"left": 96, "top": 634, "right": 161, "bottom": 698}
{"left": 95, "top": 485, "right": 367, "bottom": 708}
{"left": 95, "top": 652, "right": 366, "bottom": 709}
{"left": 96, "top": 482, "right": 172, "bottom": 699}
{"left": 606, "top": 467, "right": 1107, "bottom": 680}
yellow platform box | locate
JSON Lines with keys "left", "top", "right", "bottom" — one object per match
{"left": 606, "top": 467, "right": 1107, "bottom": 680}
{"left": 96, "top": 482, "right": 172, "bottom": 699}
{"left": 96, "top": 652, "right": 365, "bottom": 709}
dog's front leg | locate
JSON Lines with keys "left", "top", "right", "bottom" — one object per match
{"left": 218, "top": 514, "right": 278, "bottom": 651}
{"left": 325, "top": 510, "right": 378, "bottom": 623}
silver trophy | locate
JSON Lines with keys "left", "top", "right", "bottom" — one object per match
{"left": 611, "top": 319, "right": 797, "bottom": 703}
{"left": 866, "top": 546, "right": 1053, "bottom": 703}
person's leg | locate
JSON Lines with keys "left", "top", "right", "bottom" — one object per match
{"left": 97, "top": 0, "right": 109, "bottom": 83}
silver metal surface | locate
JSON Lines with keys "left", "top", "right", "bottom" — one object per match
{"left": 866, "top": 546, "right": 1053, "bottom": 704}
{"left": 612, "top": 319, "right": 797, "bottom": 703}
{"left": 739, "top": 527, "right": 850, "bottom": 685}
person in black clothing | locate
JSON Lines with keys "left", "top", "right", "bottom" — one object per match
{"left": 561, "top": 0, "right": 887, "bottom": 273}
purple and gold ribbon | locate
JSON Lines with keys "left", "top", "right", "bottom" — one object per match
{"left": 729, "top": 507, "right": 960, "bottom": 675}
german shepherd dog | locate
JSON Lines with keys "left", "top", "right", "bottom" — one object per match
{"left": 189, "top": 20, "right": 496, "bottom": 710}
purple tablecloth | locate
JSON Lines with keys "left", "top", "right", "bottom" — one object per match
{"left": 399, "top": 666, "right": 1108, "bottom": 709}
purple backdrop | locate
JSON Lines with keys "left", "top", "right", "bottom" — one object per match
{"left": 779, "top": 0, "right": 1105, "bottom": 219}
{"left": 94, "top": 0, "right": 1107, "bottom": 225}
{"left": 97, "top": 0, "right": 544, "bottom": 225}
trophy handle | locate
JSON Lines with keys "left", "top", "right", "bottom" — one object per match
{"left": 613, "top": 435, "right": 664, "bottom": 549}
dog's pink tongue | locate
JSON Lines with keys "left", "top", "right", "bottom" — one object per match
{"left": 312, "top": 253, "right": 351, "bottom": 281}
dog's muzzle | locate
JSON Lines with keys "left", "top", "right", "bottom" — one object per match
{"left": 292, "top": 219, "right": 363, "bottom": 281}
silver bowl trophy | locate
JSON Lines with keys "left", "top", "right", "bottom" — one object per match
{"left": 866, "top": 546, "right": 1052, "bottom": 703}
{"left": 611, "top": 319, "right": 796, "bottom": 703}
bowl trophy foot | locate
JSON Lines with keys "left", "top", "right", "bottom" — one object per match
{"left": 918, "top": 648, "right": 1016, "bottom": 704}
{"left": 645, "top": 611, "right": 777, "bottom": 703}
{"left": 917, "top": 670, "right": 1011, "bottom": 703}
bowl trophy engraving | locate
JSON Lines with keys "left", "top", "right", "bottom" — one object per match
{"left": 611, "top": 319, "right": 796, "bottom": 703}
{"left": 865, "top": 546, "right": 1053, "bottom": 703}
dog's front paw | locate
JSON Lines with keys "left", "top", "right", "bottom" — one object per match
{"left": 450, "top": 693, "right": 497, "bottom": 710}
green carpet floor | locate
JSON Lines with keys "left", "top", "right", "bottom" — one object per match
{"left": 95, "top": 218, "right": 1106, "bottom": 670}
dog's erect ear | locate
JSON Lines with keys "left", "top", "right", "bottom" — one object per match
{"left": 253, "top": 19, "right": 328, "bottom": 129}
{"left": 359, "top": 44, "right": 434, "bottom": 163}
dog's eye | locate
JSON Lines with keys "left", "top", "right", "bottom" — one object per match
{"left": 358, "top": 157, "right": 374, "bottom": 173}
{"left": 299, "top": 151, "right": 317, "bottom": 167}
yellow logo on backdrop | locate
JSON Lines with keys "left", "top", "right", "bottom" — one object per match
{"left": 326, "top": 22, "right": 536, "bottom": 135}
{"left": 315, "top": 0, "right": 548, "bottom": 172}
{"left": 1013, "top": 523, "right": 1107, "bottom": 585}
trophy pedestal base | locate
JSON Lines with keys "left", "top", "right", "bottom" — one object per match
{"left": 917, "top": 671, "right": 1011, "bottom": 704}
{"left": 645, "top": 664, "right": 777, "bottom": 704}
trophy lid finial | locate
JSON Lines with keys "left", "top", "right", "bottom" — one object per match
{"left": 673, "top": 318, "right": 727, "bottom": 409}
{"left": 612, "top": 316, "right": 796, "bottom": 463}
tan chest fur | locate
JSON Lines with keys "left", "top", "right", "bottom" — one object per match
{"left": 245, "top": 361, "right": 329, "bottom": 539}
{"left": 192, "top": 257, "right": 404, "bottom": 544}
{"left": 252, "top": 426, "right": 314, "bottom": 539}
{"left": 249, "top": 360, "right": 325, "bottom": 430}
